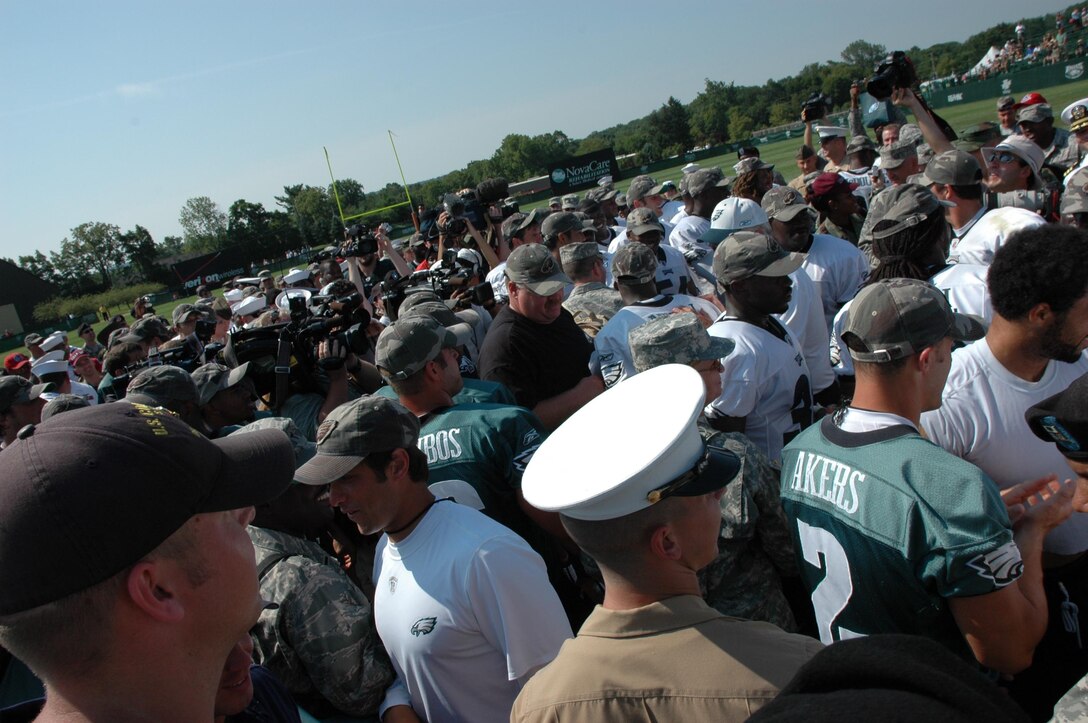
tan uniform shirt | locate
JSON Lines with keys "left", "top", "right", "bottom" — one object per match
{"left": 511, "top": 595, "right": 822, "bottom": 723}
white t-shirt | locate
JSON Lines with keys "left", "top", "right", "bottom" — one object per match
{"left": 798, "top": 233, "right": 868, "bottom": 331}
{"left": 595, "top": 293, "right": 719, "bottom": 388}
{"left": 777, "top": 268, "right": 836, "bottom": 394}
{"left": 949, "top": 207, "right": 1046, "bottom": 266}
{"left": 705, "top": 315, "right": 813, "bottom": 462}
{"left": 667, "top": 216, "right": 711, "bottom": 263}
{"left": 486, "top": 262, "right": 509, "bottom": 304}
{"left": 921, "top": 341, "right": 1088, "bottom": 554}
{"left": 40, "top": 380, "right": 100, "bottom": 407}
{"left": 373, "top": 500, "right": 571, "bottom": 723}
{"left": 662, "top": 199, "right": 684, "bottom": 222}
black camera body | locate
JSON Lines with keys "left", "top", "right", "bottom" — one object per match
{"left": 801, "top": 92, "right": 832, "bottom": 121}
{"left": 341, "top": 224, "right": 379, "bottom": 258}
{"left": 867, "top": 51, "right": 918, "bottom": 101}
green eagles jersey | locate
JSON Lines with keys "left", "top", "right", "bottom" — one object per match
{"left": 780, "top": 417, "right": 1019, "bottom": 660}
{"left": 373, "top": 377, "right": 517, "bottom": 406}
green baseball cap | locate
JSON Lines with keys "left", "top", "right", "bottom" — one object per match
{"left": 712, "top": 231, "right": 804, "bottom": 283}
{"left": 375, "top": 316, "right": 460, "bottom": 381}
{"left": 504, "top": 243, "right": 571, "bottom": 295}
{"left": 842, "top": 279, "right": 986, "bottom": 363}
{"left": 294, "top": 397, "right": 420, "bottom": 486}
{"left": 125, "top": 365, "right": 199, "bottom": 406}
{"left": 629, "top": 312, "right": 735, "bottom": 373}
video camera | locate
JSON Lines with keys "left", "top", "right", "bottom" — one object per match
{"left": 866, "top": 51, "right": 918, "bottom": 101}
{"left": 341, "top": 224, "right": 380, "bottom": 258}
{"left": 801, "top": 92, "right": 832, "bottom": 121}
{"left": 379, "top": 255, "right": 493, "bottom": 321}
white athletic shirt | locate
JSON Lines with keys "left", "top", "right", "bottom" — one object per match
{"left": 949, "top": 206, "right": 1046, "bottom": 266}
{"left": 839, "top": 168, "right": 875, "bottom": 205}
{"left": 921, "top": 342, "right": 1088, "bottom": 554}
{"left": 373, "top": 500, "right": 571, "bottom": 723}
{"left": 777, "top": 268, "right": 836, "bottom": 393}
{"left": 798, "top": 233, "right": 868, "bottom": 331}
{"left": 667, "top": 216, "right": 711, "bottom": 262}
{"left": 705, "top": 315, "right": 813, "bottom": 462}
{"left": 486, "top": 262, "right": 509, "bottom": 303}
{"left": 595, "top": 293, "right": 719, "bottom": 388}
{"left": 607, "top": 219, "right": 677, "bottom": 254}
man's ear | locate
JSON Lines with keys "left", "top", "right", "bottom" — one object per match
{"left": 1027, "top": 302, "right": 1055, "bottom": 327}
{"left": 386, "top": 447, "right": 410, "bottom": 481}
{"left": 648, "top": 524, "right": 682, "bottom": 562}
{"left": 126, "top": 561, "right": 186, "bottom": 623}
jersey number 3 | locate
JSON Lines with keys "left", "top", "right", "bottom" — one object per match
{"left": 797, "top": 520, "right": 864, "bottom": 644}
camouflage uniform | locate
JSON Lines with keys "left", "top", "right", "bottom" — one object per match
{"left": 817, "top": 214, "right": 864, "bottom": 247}
{"left": 699, "top": 424, "right": 800, "bottom": 632}
{"left": 563, "top": 281, "right": 624, "bottom": 338}
{"left": 1056, "top": 675, "right": 1088, "bottom": 722}
{"left": 1044, "top": 127, "right": 1080, "bottom": 178}
{"left": 248, "top": 526, "right": 395, "bottom": 719}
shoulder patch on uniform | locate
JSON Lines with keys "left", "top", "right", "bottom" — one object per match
{"left": 966, "top": 541, "right": 1023, "bottom": 587}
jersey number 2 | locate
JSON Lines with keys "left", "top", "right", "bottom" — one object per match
{"left": 797, "top": 520, "right": 863, "bottom": 644}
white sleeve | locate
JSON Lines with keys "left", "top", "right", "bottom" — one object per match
{"left": 706, "top": 326, "right": 762, "bottom": 418}
{"left": 594, "top": 320, "right": 632, "bottom": 388}
{"left": 465, "top": 536, "right": 572, "bottom": 682}
{"left": 920, "top": 390, "right": 976, "bottom": 459}
{"left": 378, "top": 676, "right": 414, "bottom": 718}
{"left": 779, "top": 271, "right": 836, "bottom": 391}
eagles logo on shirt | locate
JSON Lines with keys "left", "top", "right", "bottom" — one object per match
{"left": 966, "top": 542, "right": 1023, "bottom": 587}
{"left": 389, "top": 576, "right": 397, "bottom": 594}
{"left": 411, "top": 617, "right": 437, "bottom": 636}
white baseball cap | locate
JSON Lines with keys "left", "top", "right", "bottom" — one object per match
{"left": 699, "top": 197, "right": 770, "bottom": 246}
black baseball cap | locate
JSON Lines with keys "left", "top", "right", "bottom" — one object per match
{"left": 1026, "top": 372, "right": 1088, "bottom": 460}
{"left": 0, "top": 402, "right": 294, "bottom": 614}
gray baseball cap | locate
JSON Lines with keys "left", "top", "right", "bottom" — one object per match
{"left": 611, "top": 242, "right": 658, "bottom": 284}
{"left": 685, "top": 167, "right": 729, "bottom": 197}
{"left": 0, "top": 376, "right": 46, "bottom": 414}
{"left": 125, "top": 365, "right": 199, "bottom": 406}
{"left": 713, "top": 231, "right": 804, "bottom": 283}
{"left": 294, "top": 397, "right": 420, "bottom": 486}
{"left": 625, "top": 207, "right": 665, "bottom": 236}
{"left": 504, "top": 243, "right": 571, "bottom": 296}
{"left": 860, "top": 184, "right": 953, "bottom": 243}
{"left": 627, "top": 175, "right": 659, "bottom": 203}
{"left": 191, "top": 362, "right": 251, "bottom": 407}
{"left": 761, "top": 186, "right": 813, "bottom": 222}
{"left": 842, "top": 278, "right": 986, "bottom": 363}
{"left": 921, "top": 150, "right": 983, "bottom": 186}
{"left": 375, "top": 316, "right": 459, "bottom": 381}
{"left": 880, "top": 138, "right": 918, "bottom": 169}
{"left": 629, "top": 312, "right": 735, "bottom": 373}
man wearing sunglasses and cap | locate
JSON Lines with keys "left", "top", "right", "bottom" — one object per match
{"left": 783, "top": 278, "right": 1073, "bottom": 678}
{"left": 512, "top": 365, "right": 820, "bottom": 722}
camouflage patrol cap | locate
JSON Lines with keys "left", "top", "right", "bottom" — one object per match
{"left": 879, "top": 138, "right": 918, "bottom": 169}
{"left": 953, "top": 122, "right": 1002, "bottom": 152}
{"left": 625, "top": 207, "right": 665, "bottom": 237}
{"left": 294, "top": 396, "right": 420, "bottom": 486}
{"left": 917, "top": 143, "right": 935, "bottom": 166}
{"left": 191, "top": 362, "right": 251, "bottom": 407}
{"left": 505, "top": 243, "right": 571, "bottom": 295}
{"left": 761, "top": 186, "right": 813, "bottom": 222}
{"left": 997, "top": 95, "right": 1016, "bottom": 111}
{"left": 626, "top": 175, "right": 659, "bottom": 203}
{"left": 712, "top": 232, "right": 804, "bottom": 283}
{"left": 898, "top": 124, "right": 923, "bottom": 146}
{"left": 171, "top": 303, "right": 202, "bottom": 327}
{"left": 548, "top": 196, "right": 562, "bottom": 207}
{"left": 124, "top": 364, "right": 198, "bottom": 406}
{"left": 611, "top": 242, "right": 658, "bottom": 284}
{"left": 685, "top": 167, "right": 729, "bottom": 197}
{"left": 396, "top": 289, "right": 443, "bottom": 317}
{"left": 561, "top": 194, "right": 579, "bottom": 210}
{"left": 846, "top": 135, "right": 877, "bottom": 155}
{"left": 1018, "top": 103, "right": 1053, "bottom": 124}
{"left": 842, "top": 278, "right": 985, "bottom": 363}
{"left": 232, "top": 417, "right": 317, "bottom": 470}
{"left": 375, "top": 316, "right": 459, "bottom": 381}
{"left": 1061, "top": 168, "right": 1088, "bottom": 215}
{"left": 921, "top": 150, "right": 983, "bottom": 187}
{"left": 559, "top": 242, "right": 601, "bottom": 268}
{"left": 733, "top": 157, "right": 773, "bottom": 175}
{"left": 629, "top": 312, "right": 735, "bottom": 373}
{"left": 860, "top": 184, "right": 953, "bottom": 243}
{"left": 541, "top": 211, "right": 592, "bottom": 239}
{"left": 501, "top": 208, "right": 542, "bottom": 240}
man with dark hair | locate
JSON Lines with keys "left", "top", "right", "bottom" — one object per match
{"left": 0, "top": 402, "right": 294, "bottom": 722}
{"left": 667, "top": 167, "right": 732, "bottom": 264}
{"left": 512, "top": 365, "right": 820, "bottom": 721}
{"left": 77, "top": 323, "right": 104, "bottom": 360}
{"left": 0, "top": 376, "right": 45, "bottom": 447}
{"left": 479, "top": 244, "right": 603, "bottom": 430}
{"left": 922, "top": 149, "right": 1046, "bottom": 266}
{"left": 984, "top": 135, "right": 1046, "bottom": 193}
{"left": 922, "top": 224, "right": 1088, "bottom": 718}
{"left": 293, "top": 396, "right": 571, "bottom": 723}
{"left": 786, "top": 278, "right": 1071, "bottom": 678}
{"left": 788, "top": 145, "right": 820, "bottom": 193}
{"left": 539, "top": 211, "right": 593, "bottom": 258}
{"left": 1018, "top": 103, "right": 1078, "bottom": 179}
{"left": 486, "top": 209, "right": 544, "bottom": 305}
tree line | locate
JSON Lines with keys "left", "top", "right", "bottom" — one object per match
{"left": 11, "top": 6, "right": 1066, "bottom": 298}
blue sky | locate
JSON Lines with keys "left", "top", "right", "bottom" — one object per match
{"left": 0, "top": 0, "right": 1068, "bottom": 262}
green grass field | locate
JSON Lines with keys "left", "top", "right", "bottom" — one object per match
{"left": 522, "top": 78, "right": 1088, "bottom": 208}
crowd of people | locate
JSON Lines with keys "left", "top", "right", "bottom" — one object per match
{"left": 3, "top": 83, "right": 1088, "bottom": 723}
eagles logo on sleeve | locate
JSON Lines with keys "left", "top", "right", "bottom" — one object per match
{"left": 411, "top": 617, "right": 437, "bottom": 637}
{"left": 966, "top": 542, "right": 1024, "bottom": 587}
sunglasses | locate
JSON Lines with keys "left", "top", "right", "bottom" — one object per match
{"left": 992, "top": 151, "right": 1020, "bottom": 164}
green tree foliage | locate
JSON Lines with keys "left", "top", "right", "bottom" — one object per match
{"left": 689, "top": 79, "right": 734, "bottom": 145}
{"left": 841, "top": 39, "right": 888, "bottom": 76}
{"left": 646, "top": 97, "right": 693, "bottom": 154}
{"left": 489, "top": 132, "right": 576, "bottom": 180}
{"left": 178, "top": 196, "right": 227, "bottom": 252}
{"left": 118, "top": 224, "right": 163, "bottom": 284}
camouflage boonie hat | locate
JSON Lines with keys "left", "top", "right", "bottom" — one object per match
{"left": 625, "top": 207, "right": 665, "bottom": 236}
{"left": 504, "top": 243, "right": 571, "bottom": 295}
{"left": 685, "top": 167, "right": 729, "bottom": 197}
{"left": 626, "top": 175, "right": 658, "bottom": 203}
{"left": 629, "top": 312, "right": 735, "bottom": 373}
{"left": 843, "top": 278, "right": 985, "bottom": 363}
{"left": 880, "top": 138, "right": 918, "bottom": 169}
{"left": 611, "top": 242, "right": 658, "bottom": 284}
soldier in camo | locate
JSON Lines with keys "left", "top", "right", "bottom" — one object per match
{"left": 560, "top": 242, "right": 623, "bottom": 338}
{"left": 233, "top": 417, "right": 396, "bottom": 719}
{"left": 629, "top": 311, "right": 801, "bottom": 631}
